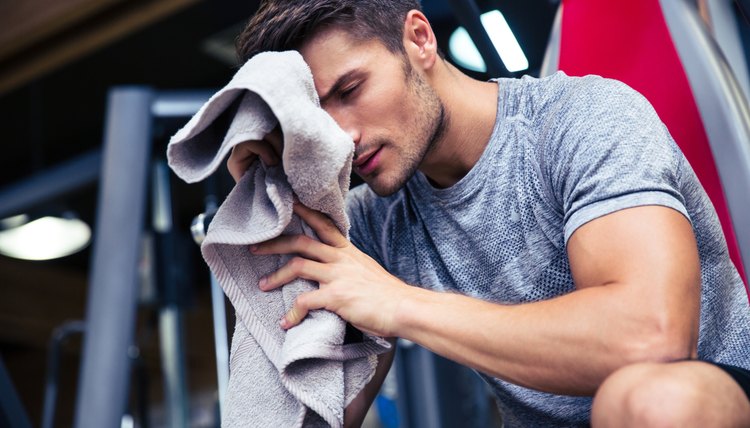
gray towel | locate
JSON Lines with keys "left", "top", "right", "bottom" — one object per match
{"left": 166, "top": 51, "right": 391, "bottom": 427}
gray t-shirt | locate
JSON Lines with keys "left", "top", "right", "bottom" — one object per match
{"left": 345, "top": 72, "right": 750, "bottom": 427}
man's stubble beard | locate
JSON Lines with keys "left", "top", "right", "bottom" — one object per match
{"left": 367, "top": 66, "right": 448, "bottom": 197}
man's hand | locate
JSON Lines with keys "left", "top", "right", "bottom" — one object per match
{"left": 250, "top": 202, "right": 411, "bottom": 337}
{"left": 226, "top": 128, "right": 284, "bottom": 182}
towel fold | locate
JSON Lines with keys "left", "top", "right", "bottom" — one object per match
{"left": 167, "top": 51, "right": 390, "bottom": 428}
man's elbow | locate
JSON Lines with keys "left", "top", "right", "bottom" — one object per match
{"left": 618, "top": 271, "right": 701, "bottom": 365}
{"left": 622, "top": 314, "right": 699, "bottom": 364}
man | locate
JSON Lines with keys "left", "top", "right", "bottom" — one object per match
{"left": 227, "top": 0, "right": 750, "bottom": 426}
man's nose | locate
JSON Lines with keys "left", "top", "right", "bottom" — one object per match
{"left": 346, "top": 127, "right": 361, "bottom": 146}
{"left": 327, "top": 108, "right": 360, "bottom": 145}
{"left": 335, "top": 115, "right": 360, "bottom": 146}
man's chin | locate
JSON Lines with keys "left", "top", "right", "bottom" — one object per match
{"left": 369, "top": 186, "right": 399, "bottom": 197}
{"left": 364, "top": 175, "right": 406, "bottom": 197}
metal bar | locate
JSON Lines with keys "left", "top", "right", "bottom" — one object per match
{"left": 394, "top": 340, "right": 441, "bottom": 428}
{"left": 191, "top": 192, "right": 229, "bottom": 419}
{"left": 157, "top": 309, "right": 189, "bottom": 428}
{"left": 0, "top": 357, "right": 32, "bottom": 428}
{"left": 42, "top": 320, "right": 86, "bottom": 428}
{"left": 705, "top": 0, "right": 750, "bottom": 99}
{"left": 539, "top": 3, "right": 563, "bottom": 77}
{"left": 132, "top": 352, "right": 151, "bottom": 428}
{"left": 210, "top": 273, "right": 230, "bottom": 417}
{"left": 394, "top": 339, "right": 492, "bottom": 428}
{"left": 74, "top": 86, "right": 153, "bottom": 428}
{"left": 661, "top": 0, "right": 750, "bottom": 285}
{"left": 199, "top": 189, "right": 229, "bottom": 418}
{"left": 446, "top": 0, "right": 507, "bottom": 76}
{"left": 0, "top": 149, "right": 100, "bottom": 219}
{"left": 151, "top": 90, "right": 212, "bottom": 119}
{"left": 431, "top": 353, "right": 493, "bottom": 427}
{"left": 153, "top": 160, "right": 189, "bottom": 428}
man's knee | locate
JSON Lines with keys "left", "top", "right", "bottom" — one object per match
{"left": 591, "top": 362, "right": 709, "bottom": 427}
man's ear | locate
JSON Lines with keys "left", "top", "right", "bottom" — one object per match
{"left": 402, "top": 10, "right": 438, "bottom": 71}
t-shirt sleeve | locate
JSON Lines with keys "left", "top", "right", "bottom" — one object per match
{"left": 540, "top": 76, "right": 690, "bottom": 244}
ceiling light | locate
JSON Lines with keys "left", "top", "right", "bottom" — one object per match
{"left": 449, "top": 9, "right": 529, "bottom": 73}
{"left": 0, "top": 213, "right": 91, "bottom": 260}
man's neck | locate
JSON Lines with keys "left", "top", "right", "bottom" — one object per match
{"left": 419, "top": 62, "right": 499, "bottom": 189}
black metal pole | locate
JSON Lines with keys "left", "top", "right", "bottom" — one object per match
{"left": 0, "top": 357, "right": 32, "bottom": 428}
{"left": 0, "top": 150, "right": 101, "bottom": 219}
{"left": 42, "top": 320, "right": 85, "bottom": 428}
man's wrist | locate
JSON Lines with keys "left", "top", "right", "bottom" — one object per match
{"left": 391, "top": 284, "right": 438, "bottom": 341}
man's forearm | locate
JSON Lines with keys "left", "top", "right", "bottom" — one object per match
{"left": 255, "top": 202, "right": 700, "bottom": 398}
{"left": 395, "top": 282, "right": 697, "bottom": 396}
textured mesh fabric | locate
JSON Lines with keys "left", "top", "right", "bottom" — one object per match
{"left": 346, "top": 72, "right": 750, "bottom": 427}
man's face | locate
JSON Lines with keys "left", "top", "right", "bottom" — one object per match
{"left": 299, "top": 29, "right": 446, "bottom": 196}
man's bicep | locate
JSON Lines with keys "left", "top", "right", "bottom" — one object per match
{"left": 566, "top": 205, "right": 701, "bottom": 294}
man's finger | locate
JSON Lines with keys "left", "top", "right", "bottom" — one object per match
{"left": 227, "top": 140, "right": 281, "bottom": 182}
{"left": 293, "top": 202, "right": 348, "bottom": 247}
{"left": 253, "top": 141, "right": 280, "bottom": 167}
{"left": 251, "top": 234, "right": 337, "bottom": 262}
{"left": 258, "top": 256, "right": 331, "bottom": 291}
{"left": 266, "top": 127, "right": 284, "bottom": 156}
{"left": 227, "top": 145, "right": 257, "bottom": 182}
{"left": 280, "top": 290, "right": 327, "bottom": 329}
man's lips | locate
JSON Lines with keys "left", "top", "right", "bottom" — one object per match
{"left": 353, "top": 146, "right": 382, "bottom": 175}
{"left": 353, "top": 148, "right": 377, "bottom": 167}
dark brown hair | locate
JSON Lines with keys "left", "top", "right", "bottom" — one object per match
{"left": 236, "top": 0, "right": 422, "bottom": 63}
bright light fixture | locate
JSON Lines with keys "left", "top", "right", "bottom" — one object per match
{"left": 449, "top": 9, "right": 529, "bottom": 73}
{"left": 0, "top": 214, "right": 91, "bottom": 260}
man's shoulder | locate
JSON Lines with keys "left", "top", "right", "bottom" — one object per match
{"left": 503, "top": 72, "right": 660, "bottom": 152}
{"left": 505, "top": 71, "right": 642, "bottom": 105}
{"left": 494, "top": 71, "right": 643, "bottom": 132}
{"left": 528, "top": 71, "right": 636, "bottom": 94}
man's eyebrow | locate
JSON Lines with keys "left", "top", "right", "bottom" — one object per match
{"left": 319, "top": 70, "right": 361, "bottom": 104}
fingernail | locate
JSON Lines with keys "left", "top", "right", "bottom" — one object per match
{"left": 258, "top": 277, "right": 267, "bottom": 290}
{"left": 249, "top": 245, "right": 258, "bottom": 252}
{"left": 279, "top": 318, "right": 289, "bottom": 329}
